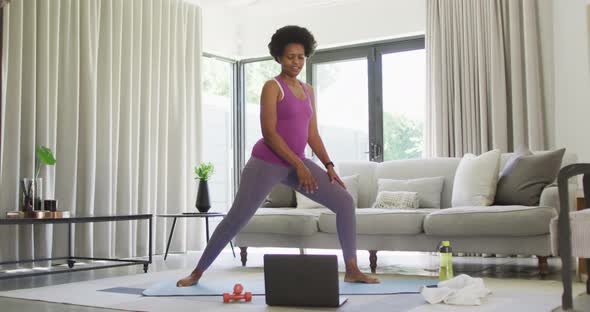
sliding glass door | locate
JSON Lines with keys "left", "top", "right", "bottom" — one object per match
{"left": 233, "top": 37, "right": 425, "bottom": 183}
{"left": 307, "top": 38, "right": 425, "bottom": 163}
{"left": 379, "top": 44, "right": 426, "bottom": 161}
{"left": 310, "top": 57, "right": 370, "bottom": 162}
{"left": 202, "top": 56, "right": 236, "bottom": 211}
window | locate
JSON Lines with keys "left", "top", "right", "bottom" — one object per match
{"left": 229, "top": 38, "right": 424, "bottom": 192}
{"left": 381, "top": 49, "right": 426, "bottom": 160}
{"left": 312, "top": 58, "right": 370, "bottom": 162}
{"left": 307, "top": 38, "right": 425, "bottom": 162}
{"left": 202, "top": 56, "right": 235, "bottom": 211}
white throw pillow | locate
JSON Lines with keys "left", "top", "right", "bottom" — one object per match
{"left": 376, "top": 176, "right": 445, "bottom": 208}
{"left": 296, "top": 175, "right": 359, "bottom": 209}
{"left": 451, "top": 149, "right": 501, "bottom": 207}
{"left": 372, "top": 191, "right": 419, "bottom": 209}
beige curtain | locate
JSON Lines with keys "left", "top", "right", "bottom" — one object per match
{"left": 426, "top": 0, "right": 546, "bottom": 157}
{"left": 0, "top": 0, "right": 204, "bottom": 264}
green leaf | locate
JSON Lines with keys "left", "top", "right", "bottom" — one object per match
{"left": 36, "top": 145, "right": 56, "bottom": 166}
{"left": 194, "top": 162, "right": 215, "bottom": 180}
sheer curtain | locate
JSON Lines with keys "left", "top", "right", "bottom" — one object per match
{"left": 0, "top": 0, "right": 204, "bottom": 264}
{"left": 426, "top": 0, "right": 547, "bottom": 157}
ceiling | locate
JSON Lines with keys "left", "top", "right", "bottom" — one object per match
{"left": 189, "top": 0, "right": 362, "bottom": 10}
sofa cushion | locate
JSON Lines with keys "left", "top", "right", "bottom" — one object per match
{"left": 262, "top": 183, "right": 296, "bottom": 208}
{"left": 337, "top": 161, "right": 379, "bottom": 209}
{"left": 377, "top": 177, "right": 444, "bottom": 208}
{"left": 424, "top": 205, "right": 557, "bottom": 236}
{"left": 241, "top": 208, "right": 330, "bottom": 236}
{"left": 319, "top": 208, "right": 436, "bottom": 235}
{"left": 373, "top": 158, "right": 460, "bottom": 209}
{"left": 499, "top": 145, "right": 533, "bottom": 177}
{"left": 373, "top": 191, "right": 420, "bottom": 209}
{"left": 494, "top": 148, "right": 566, "bottom": 206}
{"left": 296, "top": 175, "right": 360, "bottom": 209}
{"left": 451, "top": 149, "right": 501, "bottom": 207}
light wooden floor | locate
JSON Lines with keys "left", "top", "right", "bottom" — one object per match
{"left": 0, "top": 248, "right": 587, "bottom": 312}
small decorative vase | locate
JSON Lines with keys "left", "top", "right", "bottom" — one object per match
{"left": 20, "top": 177, "right": 44, "bottom": 212}
{"left": 196, "top": 180, "right": 211, "bottom": 213}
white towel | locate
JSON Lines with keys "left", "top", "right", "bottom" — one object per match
{"left": 421, "top": 274, "right": 492, "bottom": 306}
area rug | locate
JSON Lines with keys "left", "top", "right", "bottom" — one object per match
{"left": 142, "top": 275, "right": 438, "bottom": 296}
{"left": 0, "top": 267, "right": 585, "bottom": 312}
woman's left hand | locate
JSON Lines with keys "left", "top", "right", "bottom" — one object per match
{"left": 327, "top": 167, "right": 346, "bottom": 189}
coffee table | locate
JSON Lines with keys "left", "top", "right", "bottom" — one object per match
{"left": 0, "top": 214, "right": 152, "bottom": 279}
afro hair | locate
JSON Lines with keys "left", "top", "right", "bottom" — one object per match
{"left": 268, "top": 25, "right": 317, "bottom": 61}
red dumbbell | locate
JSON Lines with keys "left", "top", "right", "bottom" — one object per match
{"left": 223, "top": 283, "right": 252, "bottom": 303}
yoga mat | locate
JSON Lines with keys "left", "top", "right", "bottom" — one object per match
{"left": 142, "top": 276, "right": 437, "bottom": 296}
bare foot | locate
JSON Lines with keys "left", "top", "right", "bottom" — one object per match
{"left": 176, "top": 271, "right": 202, "bottom": 287}
{"left": 344, "top": 271, "right": 380, "bottom": 284}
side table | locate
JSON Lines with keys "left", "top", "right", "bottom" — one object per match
{"left": 158, "top": 212, "right": 235, "bottom": 260}
{"left": 0, "top": 214, "right": 152, "bottom": 279}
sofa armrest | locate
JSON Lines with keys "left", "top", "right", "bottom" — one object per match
{"left": 539, "top": 183, "right": 578, "bottom": 212}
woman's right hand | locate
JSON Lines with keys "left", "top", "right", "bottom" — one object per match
{"left": 296, "top": 164, "right": 318, "bottom": 194}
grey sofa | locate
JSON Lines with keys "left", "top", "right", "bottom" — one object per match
{"left": 234, "top": 151, "right": 578, "bottom": 274}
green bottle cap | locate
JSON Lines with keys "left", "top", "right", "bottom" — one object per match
{"left": 441, "top": 241, "right": 450, "bottom": 246}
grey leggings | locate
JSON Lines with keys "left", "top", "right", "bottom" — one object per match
{"left": 195, "top": 156, "right": 357, "bottom": 272}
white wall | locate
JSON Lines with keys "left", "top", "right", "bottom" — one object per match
{"left": 235, "top": 0, "right": 426, "bottom": 58}
{"left": 553, "top": 0, "right": 590, "bottom": 162}
{"left": 197, "top": 0, "right": 590, "bottom": 165}
{"left": 200, "top": 6, "right": 239, "bottom": 58}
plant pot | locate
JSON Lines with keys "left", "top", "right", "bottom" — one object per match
{"left": 196, "top": 180, "right": 211, "bottom": 213}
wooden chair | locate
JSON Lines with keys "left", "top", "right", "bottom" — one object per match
{"left": 557, "top": 163, "right": 590, "bottom": 310}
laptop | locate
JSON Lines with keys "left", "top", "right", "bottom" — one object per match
{"left": 263, "top": 254, "right": 348, "bottom": 307}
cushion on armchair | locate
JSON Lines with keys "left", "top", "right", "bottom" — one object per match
{"left": 550, "top": 210, "right": 590, "bottom": 257}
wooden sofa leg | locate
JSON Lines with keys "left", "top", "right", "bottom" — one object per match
{"left": 537, "top": 255, "right": 549, "bottom": 275}
{"left": 369, "top": 250, "right": 378, "bottom": 273}
{"left": 240, "top": 247, "right": 248, "bottom": 267}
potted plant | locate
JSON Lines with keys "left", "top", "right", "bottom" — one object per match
{"left": 35, "top": 145, "right": 57, "bottom": 179}
{"left": 21, "top": 145, "right": 56, "bottom": 211}
{"left": 194, "top": 162, "right": 214, "bottom": 213}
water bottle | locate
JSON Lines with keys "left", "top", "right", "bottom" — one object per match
{"left": 439, "top": 240, "right": 454, "bottom": 281}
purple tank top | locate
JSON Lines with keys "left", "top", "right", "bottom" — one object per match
{"left": 251, "top": 76, "right": 313, "bottom": 167}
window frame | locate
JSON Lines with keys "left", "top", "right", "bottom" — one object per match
{"left": 306, "top": 36, "right": 425, "bottom": 162}
{"left": 201, "top": 52, "right": 239, "bottom": 197}
{"left": 206, "top": 35, "right": 425, "bottom": 196}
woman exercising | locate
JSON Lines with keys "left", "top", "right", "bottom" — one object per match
{"left": 177, "top": 25, "right": 379, "bottom": 287}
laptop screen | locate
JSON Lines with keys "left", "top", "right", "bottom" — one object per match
{"left": 263, "top": 254, "right": 342, "bottom": 307}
